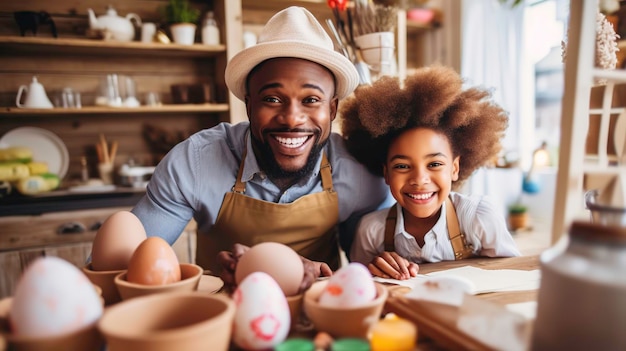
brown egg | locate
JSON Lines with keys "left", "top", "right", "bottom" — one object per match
{"left": 126, "top": 237, "right": 181, "bottom": 286}
{"left": 235, "top": 242, "right": 304, "bottom": 296}
{"left": 91, "top": 211, "right": 147, "bottom": 271}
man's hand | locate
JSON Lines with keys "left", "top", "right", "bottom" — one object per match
{"left": 299, "top": 256, "right": 333, "bottom": 294}
{"left": 367, "top": 251, "right": 419, "bottom": 280}
{"left": 216, "top": 243, "right": 250, "bottom": 293}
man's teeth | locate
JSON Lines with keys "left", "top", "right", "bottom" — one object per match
{"left": 408, "top": 192, "right": 434, "bottom": 200}
{"left": 275, "top": 136, "right": 308, "bottom": 148}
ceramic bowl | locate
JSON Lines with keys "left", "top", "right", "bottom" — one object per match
{"left": 286, "top": 293, "right": 303, "bottom": 328}
{"left": 114, "top": 263, "right": 202, "bottom": 300}
{"left": 303, "top": 280, "right": 388, "bottom": 338}
{"left": 0, "top": 297, "right": 104, "bottom": 351}
{"left": 82, "top": 264, "right": 124, "bottom": 306}
{"left": 98, "top": 292, "right": 235, "bottom": 351}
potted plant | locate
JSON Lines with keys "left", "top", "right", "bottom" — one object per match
{"left": 508, "top": 203, "right": 529, "bottom": 231}
{"left": 162, "top": 0, "right": 200, "bottom": 45}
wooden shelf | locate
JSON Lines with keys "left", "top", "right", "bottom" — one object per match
{"left": 0, "top": 36, "right": 226, "bottom": 57}
{"left": 0, "top": 104, "right": 229, "bottom": 116}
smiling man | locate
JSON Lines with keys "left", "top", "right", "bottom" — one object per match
{"left": 130, "top": 6, "right": 391, "bottom": 291}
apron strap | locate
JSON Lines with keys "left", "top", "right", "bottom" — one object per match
{"left": 384, "top": 204, "right": 397, "bottom": 251}
{"left": 232, "top": 144, "right": 247, "bottom": 194}
{"left": 382, "top": 198, "right": 475, "bottom": 260}
{"left": 320, "top": 153, "right": 333, "bottom": 191}
{"left": 446, "top": 199, "right": 475, "bottom": 260}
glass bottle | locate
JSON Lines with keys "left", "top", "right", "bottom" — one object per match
{"left": 201, "top": 11, "right": 220, "bottom": 45}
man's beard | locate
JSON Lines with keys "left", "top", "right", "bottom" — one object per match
{"left": 251, "top": 131, "right": 329, "bottom": 181}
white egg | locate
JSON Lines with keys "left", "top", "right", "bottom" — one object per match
{"left": 319, "top": 262, "right": 376, "bottom": 308}
{"left": 232, "top": 271, "right": 290, "bottom": 350}
{"left": 9, "top": 256, "right": 103, "bottom": 337}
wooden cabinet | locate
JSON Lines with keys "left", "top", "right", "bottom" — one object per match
{"left": 0, "top": 207, "right": 197, "bottom": 298}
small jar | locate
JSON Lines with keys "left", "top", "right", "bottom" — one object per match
{"left": 201, "top": 11, "right": 220, "bottom": 45}
{"left": 531, "top": 221, "right": 626, "bottom": 350}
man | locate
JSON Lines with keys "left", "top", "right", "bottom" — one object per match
{"left": 131, "top": 6, "right": 390, "bottom": 290}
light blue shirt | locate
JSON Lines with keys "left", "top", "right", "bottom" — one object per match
{"left": 132, "top": 122, "right": 392, "bottom": 253}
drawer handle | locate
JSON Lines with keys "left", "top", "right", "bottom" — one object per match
{"left": 57, "top": 222, "right": 86, "bottom": 235}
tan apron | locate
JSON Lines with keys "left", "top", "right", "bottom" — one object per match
{"left": 384, "top": 198, "right": 475, "bottom": 260}
{"left": 196, "top": 147, "right": 340, "bottom": 274}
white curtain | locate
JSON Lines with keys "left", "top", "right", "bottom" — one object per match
{"left": 459, "top": 0, "right": 534, "bottom": 215}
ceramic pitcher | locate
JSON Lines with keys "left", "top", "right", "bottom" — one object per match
{"left": 16, "top": 76, "right": 53, "bottom": 108}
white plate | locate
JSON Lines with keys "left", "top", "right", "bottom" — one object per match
{"left": 0, "top": 127, "right": 69, "bottom": 179}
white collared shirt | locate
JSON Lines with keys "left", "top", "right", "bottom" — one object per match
{"left": 350, "top": 192, "right": 521, "bottom": 265}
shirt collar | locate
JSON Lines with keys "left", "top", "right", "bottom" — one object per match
{"left": 395, "top": 203, "right": 448, "bottom": 238}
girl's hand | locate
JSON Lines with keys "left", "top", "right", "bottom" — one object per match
{"left": 367, "top": 251, "right": 419, "bottom": 280}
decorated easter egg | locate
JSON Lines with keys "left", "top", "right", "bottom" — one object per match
{"left": 9, "top": 256, "right": 103, "bottom": 337}
{"left": 319, "top": 262, "right": 376, "bottom": 308}
{"left": 233, "top": 271, "right": 290, "bottom": 350}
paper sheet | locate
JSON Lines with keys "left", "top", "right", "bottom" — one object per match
{"left": 374, "top": 266, "right": 541, "bottom": 295}
{"left": 426, "top": 266, "right": 541, "bottom": 294}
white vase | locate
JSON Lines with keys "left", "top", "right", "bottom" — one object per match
{"left": 170, "top": 23, "right": 196, "bottom": 45}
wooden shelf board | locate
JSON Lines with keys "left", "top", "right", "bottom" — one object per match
{"left": 1, "top": 104, "right": 229, "bottom": 116}
{"left": 0, "top": 36, "right": 226, "bottom": 57}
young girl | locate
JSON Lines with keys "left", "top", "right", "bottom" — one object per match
{"left": 341, "top": 65, "right": 521, "bottom": 280}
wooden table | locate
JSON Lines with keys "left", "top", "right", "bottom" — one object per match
{"left": 384, "top": 255, "right": 540, "bottom": 351}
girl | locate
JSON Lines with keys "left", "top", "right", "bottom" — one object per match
{"left": 341, "top": 65, "right": 521, "bottom": 280}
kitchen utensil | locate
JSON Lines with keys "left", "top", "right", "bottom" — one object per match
{"left": 585, "top": 189, "right": 626, "bottom": 226}
{"left": 0, "top": 127, "right": 69, "bottom": 179}
{"left": 87, "top": 6, "right": 142, "bottom": 42}
{"left": 15, "top": 76, "right": 53, "bottom": 109}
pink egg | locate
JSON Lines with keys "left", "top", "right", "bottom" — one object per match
{"left": 9, "top": 256, "right": 103, "bottom": 337}
{"left": 319, "top": 262, "right": 376, "bottom": 308}
{"left": 232, "top": 271, "right": 290, "bottom": 350}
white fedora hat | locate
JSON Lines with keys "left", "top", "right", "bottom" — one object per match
{"left": 225, "top": 6, "right": 359, "bottom": 101}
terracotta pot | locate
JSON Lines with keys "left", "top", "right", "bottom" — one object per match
{"left": 82, "top": 264, "right": 124, "bottom": 306}
{"left": 115, "top": 263, "right": 202, "bottom": 301}
{"left": 509, "top": 212, "right": 528, "bottom": 230}
{"left": 303, "top": 280, "right": 388, "bottom": 338}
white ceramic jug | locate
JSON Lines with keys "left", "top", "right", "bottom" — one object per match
{"left": 16, "top": 76, "right": 54, "bottom": 109}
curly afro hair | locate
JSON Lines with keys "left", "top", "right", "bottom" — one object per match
{"left": 341, "top": 65, "right": 508, "bottom": 189}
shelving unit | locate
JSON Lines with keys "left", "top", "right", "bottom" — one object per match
{"left": 0, "top": 0, "right": 244, "bottom": 298}
{"left": 551, "top": 1, "right": 626, "bottom": 243}
{"left": 1, "top": 104, "right": 229, "bottom": 116}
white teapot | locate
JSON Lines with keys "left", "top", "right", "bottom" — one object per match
{"left": 16, "top": 76, "right": 53, "bottom": 109}
{"left": 88, "top": 6, "right": 142, "bottom": 42}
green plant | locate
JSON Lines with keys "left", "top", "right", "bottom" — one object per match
{"left": 508, "top": 203, "right": 528, "bottom": 215}
{"left": 162, "top": 0, "right": 200, "bottom": 24}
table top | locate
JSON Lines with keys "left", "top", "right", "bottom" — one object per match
{"left": 385, "top": 255, "right": 540, "bottom": 351}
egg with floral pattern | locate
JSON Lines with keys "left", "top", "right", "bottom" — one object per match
{"left": 232, "top": 271, "right": 290, "bottom": 350}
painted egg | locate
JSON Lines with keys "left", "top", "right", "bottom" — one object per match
{"left": 235, "top": 242, "right": 304, "bottom": 297}
{"left": 91, "top": 211, "right": 147, "bottom": 271}
{"left": 232, "top": 271, "right": 290, "bottom": 350}
{"left": 126, "top": 237, "right": 181, "bottom": 285}
{"left": 319, "top": 262, "right": 376, "bottom": 308}
{"left": 9, "top": 256, "right": 103, "bottom": 337}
